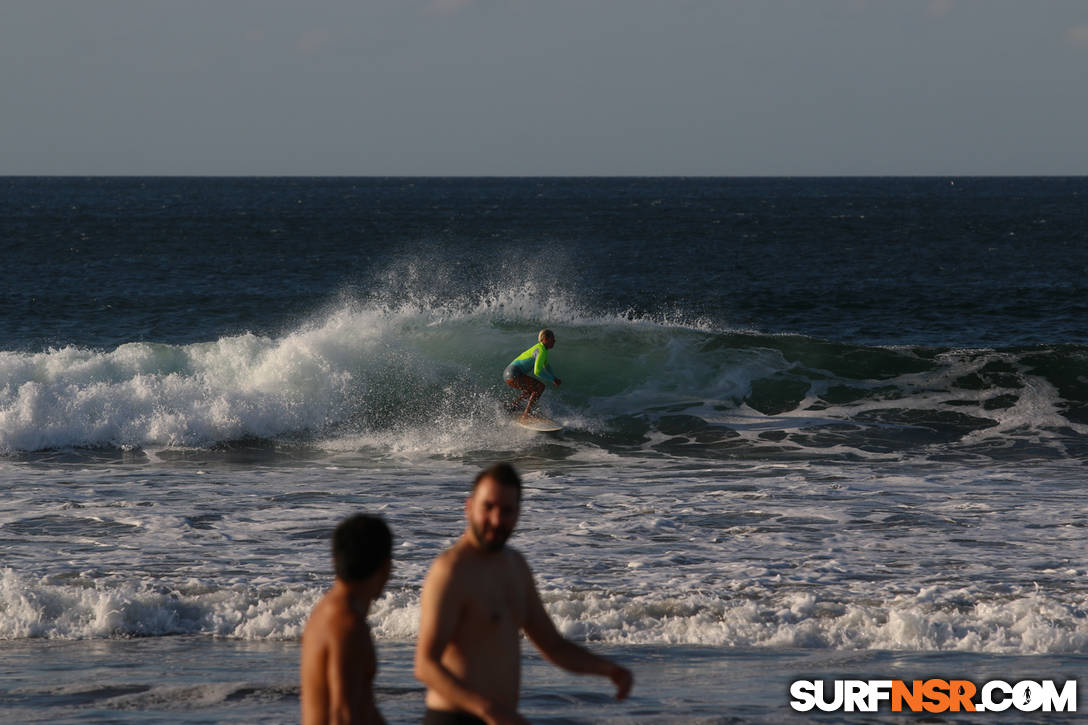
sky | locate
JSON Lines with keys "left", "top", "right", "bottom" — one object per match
{"left": 2, "top": 0, "right": 1087, "bottom": 175}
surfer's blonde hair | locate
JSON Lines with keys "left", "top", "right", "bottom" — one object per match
{"left": 538, "top": 329, "right": 554, "bottom": 344}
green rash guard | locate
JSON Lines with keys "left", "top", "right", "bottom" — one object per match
{"left": 507, "top": 343, "right": 557, "bottom": 384}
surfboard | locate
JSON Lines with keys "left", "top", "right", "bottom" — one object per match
{"left": 513, "top": 417, "right": 563, "bottom": 432}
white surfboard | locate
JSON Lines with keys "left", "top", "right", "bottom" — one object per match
{"left": 513, "top": 417, "right": 563, "bottom": 432}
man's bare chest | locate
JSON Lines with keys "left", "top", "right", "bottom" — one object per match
{"left": 461, "top": 567, "right": 526, "bottom": 632}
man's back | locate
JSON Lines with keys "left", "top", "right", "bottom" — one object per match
{"left": 301, "top": 587, "right": 381, "bottom": 724}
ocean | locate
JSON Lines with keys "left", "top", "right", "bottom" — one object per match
{"left": 1, "top": 177, "right": 1086, "bottom": 723}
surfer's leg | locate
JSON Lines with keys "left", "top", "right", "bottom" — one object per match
{"left": 504, "top": 368, "right": 531, "bottom": 410}
{"left": 506, "top": 375, "right": 542, "bottom": 414}
{"left": 505, "top": 377, "right": 527, "bottom": 409}
{"left": 520, "top": 380, "right": 545, "bottom": 421}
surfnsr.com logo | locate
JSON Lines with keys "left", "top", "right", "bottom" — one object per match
{"left": 790, "top": 679, "right": 1078, "bottom": 713}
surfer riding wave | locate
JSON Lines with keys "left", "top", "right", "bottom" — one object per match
{"left": 504, "top": 329, "right": 562, "bottom": 423}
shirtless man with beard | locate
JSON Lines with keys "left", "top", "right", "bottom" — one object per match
{"left": 414, "top": 462, "right": 632, "bottom": 725}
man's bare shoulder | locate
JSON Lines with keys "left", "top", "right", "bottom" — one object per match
{"left": 506, "top": 548, "right": 538, "bottom": 598}
{"left": 302, "top": 593, "right": 332, "bottom": 644}
{"left": 429, "top": 538, "right": 479, "bottom": 572}
{"left": 505, "top": 546, "right": 529, "bottom": 568}
{"left": 304, "top": 589, "right": 370, "bottom": 646}
{"left": 424, "top": 539, "right": 471, "bottom": 588}
{"left": 422, "top": 540, "right": 530, "bottom": 596}
{"left": 435, "top": 539, "right": 529, "bottom": 569}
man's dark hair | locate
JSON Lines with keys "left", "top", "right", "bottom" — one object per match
{"left": 332, "top": 514, "right": 392, "bottom": 582}
{"left": 473, "top": 462, "right": 522, "bottom": 498}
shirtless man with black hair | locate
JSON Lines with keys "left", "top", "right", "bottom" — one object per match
{"left": 301, "top": 513, "right": 393, "bottom": 725}
{"left": 415, "top": 463, "right": 632, "bottom": 725}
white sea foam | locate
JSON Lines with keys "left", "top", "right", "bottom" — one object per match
{"left": 0, "top": 569, "right": 320, "bottom": 640}
{"left": 3, "top": 568, "right": 1085, "bottom": 655}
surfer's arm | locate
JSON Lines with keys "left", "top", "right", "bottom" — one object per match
{"left": 532, "top": 347, "right": 557, "bottom": 384}
{"left": 536, "top": 366, "right": 558, "bottom": 385}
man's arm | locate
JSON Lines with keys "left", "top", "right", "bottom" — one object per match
{"left": 326, "top": 614, "right": 386, "bottom": 725}
{"left": 413, "top": 555, "right": 526, "bottom": 725}
{"left": 519, "top": 556, "right": 633, "bottom": 700}
{"left": 300, "top": 614, "right": 329, "bottom": 725}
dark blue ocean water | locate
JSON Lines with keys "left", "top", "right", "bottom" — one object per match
{"left": 2, "top": 178, "right": 1086, "bottom": 723}
{"left": 3, "top": 176, "right": 1086, "bottom": 351}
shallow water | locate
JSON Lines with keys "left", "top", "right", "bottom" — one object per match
{"left": 3, "top": 639, "right": 1085, "bottom": 723}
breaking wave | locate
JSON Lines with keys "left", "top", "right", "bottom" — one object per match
{"left": 1, "top": 284, "right": 1085, "bottom": 463}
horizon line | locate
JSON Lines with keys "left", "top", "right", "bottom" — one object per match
{"left": 3, "top": 173, "right": 1086, "bottom": 179}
